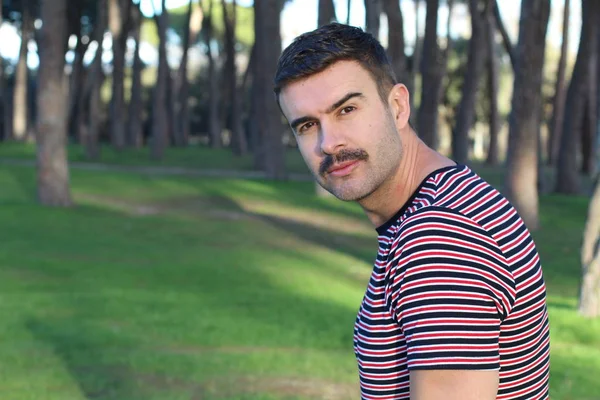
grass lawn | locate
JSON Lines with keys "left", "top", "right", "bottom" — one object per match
{"left": 0, "top": 142, "right": 312, "bottom": 176}
{"left": 0, "top": 152, "right": 598, "bottom": 399}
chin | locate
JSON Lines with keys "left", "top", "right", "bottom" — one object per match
{"left": 330, "top": 184, "right": 375, "bottom": 202}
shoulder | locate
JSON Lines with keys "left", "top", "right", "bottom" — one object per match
{"left": 397, "top": 207, "right": 502, "bottom": 257}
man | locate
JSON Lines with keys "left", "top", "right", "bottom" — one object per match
{"left": 273, "top": 23, "right": 550, "bottom": 400}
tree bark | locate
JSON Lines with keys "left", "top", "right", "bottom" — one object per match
{"left": 485, "top": 3, "right": 500, "bottom": 166}
{"left": 0, "top": 0, "right": 5, "bottom": 141}
{"left": 581, "top": 65, "right": 597, "bottom": 176}
{"left": 206, "top": 0, "right": 221, "bottom": 148}
{"left": 556, "top": 0, "right": 599, "bottom": 194}
{"left": 253, "top": 0, "right": 285, "bottom": 179}
{"left": 547, "top": 0, "right": 570, "bottom": 165}
{"left": 222, "top": 0, "right": 247, "bottom": 155}
{"left": 66, "top": 0, "right": 87, "bottom": 144}
{"left": 127, "top": 2, "right": 144, "bottom": 148}
{"left": 417, "top": 0, "right": 445, "bottom": 149}
{"left": 383, "top": 0, "right": 407, "bottom": 84}
{"left": 492, "top": 0, "right": 515, "bottom": 70}
{"left": 108, "top": 0, "right": 130, "bottom": 151}
{"left": 83, "top": 0, "right": 108, "bottom": 161}
{"left": 346, "top": 0, "right": 351, "bottom": 24}
{"left": 69, "top": 30, "right": 92, "bottom": 144}
{"left": 410, "top": 0, "right": 423, "bottom": 124}
{"left": 580, "top": 178, "right": 600, "bottom": 317}
{"left": 364, "top": 0, "right": 382, "bottom": 40}
{"left": 318, "top": 0, "right": 337, "bottom": 27}
{"left": 36, "top": 0, "right": 72, "bottom": 206}
{"left": 13, "top": 0, "right": 33, "bottom": 141}
{"left": 173, "top": 0, "right": 202, "bottom": 147}
{"left": 452, "top": 0, "right": 489, "bottom": 164}
{"left": 504, "top": 0, "right": 550, "bottom": 230}
{"left": 150, "top": 0, "right": 170, "bottom": 160}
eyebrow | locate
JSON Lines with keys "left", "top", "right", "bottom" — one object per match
{"left": 289, "top": 92, "right": 364, "bottom": 132}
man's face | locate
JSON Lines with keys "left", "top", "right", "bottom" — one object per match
{"left": 279, "top": 60, "right": 403, "bottom": 202}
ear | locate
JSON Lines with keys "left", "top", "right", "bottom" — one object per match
{"left": 387, "top": 83, "right": 411, "bottom": 129}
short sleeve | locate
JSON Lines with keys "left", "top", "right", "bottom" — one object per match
{"left": 385, "top": 209, "right": 516, "bottom": 370}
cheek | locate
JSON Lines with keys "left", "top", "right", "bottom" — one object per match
{"left": 297, "top": 137, "right": 322, "bottom": 168}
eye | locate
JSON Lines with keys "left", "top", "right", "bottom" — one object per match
{"left": 340, "top": 106, "right": 356, "bottom": 115}
{"left": 299, "top": 121, "right": 317, "bottom": 133}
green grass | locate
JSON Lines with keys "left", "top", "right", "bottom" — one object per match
{"left": 0, "top": 155, "right": 598, "bottom": 398}
{"left": 0, "top": 142, "right": 311, "bottom": 175}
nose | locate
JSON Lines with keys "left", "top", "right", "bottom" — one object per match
{"left": 319, "top": 120, "right": 346, "bottom": 155}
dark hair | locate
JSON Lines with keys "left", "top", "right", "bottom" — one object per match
{"left": 274, "top": 23, "right": 397, "bottom": 104}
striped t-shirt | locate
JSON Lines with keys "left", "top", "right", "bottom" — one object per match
{"left": 354, "top": 164, "right": 550, "bottom": 399}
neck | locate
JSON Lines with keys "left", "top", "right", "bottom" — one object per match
{"left": 359, "top": 135, "right": 455, "bottom": 229}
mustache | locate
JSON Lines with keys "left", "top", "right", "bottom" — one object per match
{"left": 319, "top": 149, "right": 369, "bottom": 176}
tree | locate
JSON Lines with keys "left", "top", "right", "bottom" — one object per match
{"left": 67, "top": 0, "right": 96, "bottom": 145}
{"left": 205, "top": 0, "right": 222, "bottom": 148}
{"left": 580, "top": 177, "right": 600, "bottom": 318}
{"left": 452, "top": 0, "right": 489, "bottom": 164}
{"left": 318, "top": 0, "right": 336, "bottom": 27}
{"left": 504, "top": 0, "right": 550, "bottom": 230}
{"left": 127, "top": 2, "right": 144, "bottom": 148}
{"left": 253, "top": 0, "right": 285, "bottom": 179}
{"left": 556, "top": 0, "right": 600, "bottom": 194}
{"left": 346, "top": 0, "right": 351, "bottom": 24}
{"left": 364, "top": 0, "right": 382, "bottom": 40}
{"left": 173, "top": 0, "right": 202, "bottom": 147}
{"left": 383, "top": 0, "right": 407, "bottom": 88}
{"left": 416, "top": 0, "right": 446, "bottom": 149}
{"left": 485, "top": 0, "right": 500, "bottom": 165}
{"left": 36, "top": 0, "right": 72, "bottom": 206}
{"left": 222, "top": 0, "right": 247, "bottom": 155}
{"left": 82, "top": 0, "right": 107, "bottom": 160}
{"left": 492, "top": 0, "right": 515, "bottom": 70}
{"left": 150, "top": 0, "right": 171, "bottom": 160}
{"left": 410, "top": 0, "right": 423, "bottom": 122}
{"left": 0, "top": 0, "right": 4, "bottom": 140}
{"left": 547, "top": 0, "right": 570, "bottom": 165}
{"left": 12, "top": 0, "right": 33, "bottom": 141}
{"left": 108, "top": 0, "right": 131, "bottom": 151}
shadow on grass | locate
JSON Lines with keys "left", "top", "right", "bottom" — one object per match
{"left": 251, "top": 211, "right": 376, "bottom": 266}
{"left": 25, "top": 318, "right": 147, "bottom": 400}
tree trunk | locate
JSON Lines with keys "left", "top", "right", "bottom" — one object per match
{"left": 383, "top": 0, "right": 407, "bottom": 84}
{"left": 581, "top": 66, "right": 597, "bottom": 176}
{"left": 580, "top": 178, "right": 600, "bottom": 318}
{"left": 108, "top": 0, "right": 130, "bottom": 151}
{"left": 556, "top": 0, "right": 599, "bottom": 194}
{"left": 485, "top": 3, "right": 500, "bottom": 166}
{"left": 150, "top": 1, "right": 170, "bottom": 160}
{"left": 547, "top": 0, "right": 570, "bottom": 165}
{"left": 69, "top": 31, "right": 92, "bottom": 144}
{"left": 364, "top": 0, "right": 382, "bottom": 40}
{"left": 318, "top": 0, "right": 337, "bottom": 26}
{"left": 83, "top": 0, "right": 107, "bottom": 161}
{"left": 253, "top": 0, "right": 285, "bottom": 179}
{"left": 452, "top": 0, "right": 489, "bottom": 164}
{"left": 173, "top": 0, "right": 202, "bottom": 147}
{"left": 0, "top": 0, "right": 4, "bottom": 141}
{"left": 222, "top": 0, "right": 247, "bottom": 155}
{"left": 346, "top": 0, "right": 351, "bottom": 24}
{"left": 504, "top": 0, "right": 550, "bottom": 230}
{"left": 409, "top": 0, "right": 423, "bottom": 124}
{"left": 206, "top": 0, "right": 221, "bottom": 148}
{"left": 417, "top": 0, "right": 446, "bottom": 149}
{"left": 13, "top": 0, "right": 33, "bottom": 141}
{"left": 127, "top": 3, "right": 144, "bottom": 148}
{"left": 492, "top": 0, "right": 515, "bottom": 70}
{"left": 36, "top": 0, "right": 72, "bottom": 206}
